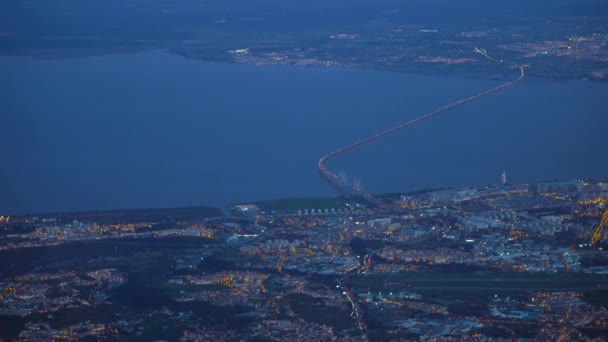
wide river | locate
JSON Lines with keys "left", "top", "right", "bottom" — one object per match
{"left": 2, "top": 51, "right": 607, "bottom": 214}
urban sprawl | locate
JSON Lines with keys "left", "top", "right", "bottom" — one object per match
{"left": 1, "top": 179, "right": 608, "bottom": 340}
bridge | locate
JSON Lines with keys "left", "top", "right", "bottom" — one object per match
{"left": 318, "top": 65, "right": 525, "bottom": 207}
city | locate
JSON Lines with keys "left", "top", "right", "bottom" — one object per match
{"left": 1, "top": 178, "right": 607, "bottom": 340}
{"left": 2, "top": 1, "right": 607, "bottom": 341}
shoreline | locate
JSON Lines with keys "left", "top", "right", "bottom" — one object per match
{"left": 4, "top": 177, "right": 605, "bottom": 218}
{"left": 1, "top": 48, "right": 605, "bottom": 83}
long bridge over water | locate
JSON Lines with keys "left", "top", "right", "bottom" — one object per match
{"left": 318, "top": 65, "right": 525, "bottom": 208}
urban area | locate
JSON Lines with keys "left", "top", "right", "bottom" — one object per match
{"left": 1, "top": 178, "right": 608, "bottom": 341}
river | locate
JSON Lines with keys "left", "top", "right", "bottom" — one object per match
{"left": 1, "top": 51, "right": 607, "bottom": 214}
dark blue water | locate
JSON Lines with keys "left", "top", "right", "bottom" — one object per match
{"left": 1, "top": 52, "right": 607, "bottom": 214}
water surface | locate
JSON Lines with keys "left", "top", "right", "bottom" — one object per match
{"left": 1, "top": 52, "right": 606, "bottom": 214}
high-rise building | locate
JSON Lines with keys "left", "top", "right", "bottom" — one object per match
{"left": 501, "top": 170, "right": 507, "bottom": 185}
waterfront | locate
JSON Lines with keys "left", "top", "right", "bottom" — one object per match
{"left": 1, "top": 51, "right": 607, "bottom": 214}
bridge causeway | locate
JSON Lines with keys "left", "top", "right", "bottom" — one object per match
{"left": 318, "top": 66, "right": 525, "bottom": 208}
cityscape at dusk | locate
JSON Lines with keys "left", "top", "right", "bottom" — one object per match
{"left": 2, "top": 0, "right": 608, "bottom": 340}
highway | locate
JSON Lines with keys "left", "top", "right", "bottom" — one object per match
{"left": 318, "top": 65, "right": 525, "bottom": 206}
